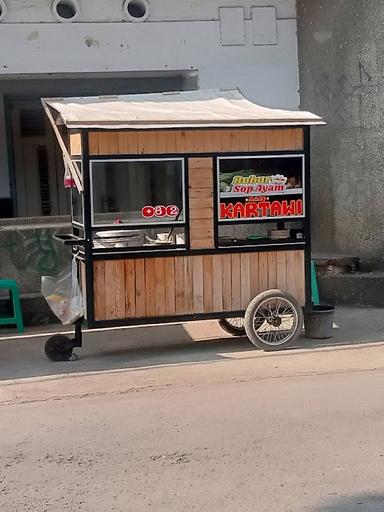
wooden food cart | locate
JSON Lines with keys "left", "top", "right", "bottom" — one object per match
{"left": 42, "top": 89, "right": 324, "bottom": 361}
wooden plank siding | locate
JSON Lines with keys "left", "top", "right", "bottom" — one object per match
{"left": 88, "top": 128, "right": 304, "bottom": 156}
{"left": 92, "top": 250, "right": 305, "bottom": 321}
{"left": 188, "top": 157, "right": 215, "bottom": 250}
{"left": 69, "top": 132, "right": 82, "bottom": 156}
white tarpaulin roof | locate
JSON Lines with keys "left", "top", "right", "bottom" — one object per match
{"left": 42, "top": 89, "right": 325, "bottom": 130}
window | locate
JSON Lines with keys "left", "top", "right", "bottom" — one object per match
{"left": 71, "top": 161, "right": 83, "bottom": 226}
{"left": 217, "top": 155, "right": 305, "bottom": 246}
{"left": 123, "top": 0, "right": 149, "bottom": 22}
{"left": 52, "top": 0, "right": 79, "bottom": 22}
{"left": 0, "top": 1, "right": 7, "bottom": 22}
{"left": 90, "top": 158, "right": 186, "bottom": 250}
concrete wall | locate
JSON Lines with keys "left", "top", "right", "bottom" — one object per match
{"left": 297, "top": 1, "right": 384, "bottom": 268}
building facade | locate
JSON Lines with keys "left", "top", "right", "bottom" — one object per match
{"left": 0, "top": 0, "right": 301, "bottom": 322}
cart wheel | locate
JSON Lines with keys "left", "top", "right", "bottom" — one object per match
{"left": 218, "top": 318, "right": 246, "bottom": 336}
{"left": 44, "top": 334, "right": 74, "bottom": 362}
{"left": 244, "top": 289, "right": 303, "bottom": 351}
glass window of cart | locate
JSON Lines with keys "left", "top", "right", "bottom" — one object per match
{"left": 90, "top": 158, "right": 186, "bottom": 249}
{"left": 217, "top": 155, "right": 305, "bottom": 246}
{"left": 71, "top": 161, "right": 83, "bottom": 226}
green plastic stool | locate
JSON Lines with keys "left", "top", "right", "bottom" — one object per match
{"left": 311, "top": 261, "right": 320, "bottom": 306}
{"left": 0, "top": 280, "right": 24, "bottom": 333}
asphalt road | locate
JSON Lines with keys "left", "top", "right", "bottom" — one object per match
{"left": 2, "top": 366, "right": 384, "bottom": 511}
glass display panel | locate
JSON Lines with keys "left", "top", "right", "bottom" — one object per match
{"left": 218, "top": 221, "right": 304, "bottom": 247}
{"left": 71, "top": 188, "right": 84, "bottom": 225}
{"left": 93, "top": 227, "right": 186, "bottom": 250}
{"left": 91, "top": 159, "right": 185, "bottom": 226}
{"left": 218, "top": 155, "right": 305, "bottom": 222}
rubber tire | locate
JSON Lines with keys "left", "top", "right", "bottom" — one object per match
{"left": 218, "top": 318, "right": 246, "bottom": 336}
{"left": 44, "top": 334, "right": 74, "bottom": 362}
{"left": 244, "top": 289, "right": 304, "bottom": 351}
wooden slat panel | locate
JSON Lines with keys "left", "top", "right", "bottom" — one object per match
{"left": 189, "top": 198, "right": 213, "bottom": 209}
{"left": 129, "top": 132, "right": 140, "bottom": 154}
{"left": 93, "top": 261, "right": 105, "bottom": 321}
{"left": 212, "top": 254, "right": 223, "bottom": 311}
{"left": 175, "top": 130, "right": 187, "bottom": 153}
{"left": 88, "top": 132, "right": 99, "bottom": 155}
{"left": 250, "top": 252, "right": 259, "bottom": 298}
{"left": 192, "top": 256, "right": 204, "bottom": 313}
{"left": 286, "top": 250, "right": 305, "bottom": 305}
{"left": 134, "top": 259, "right": 145, "bottom": 317}
{"left": 145, "top": 131, "right": 159, "bottom": 154}
{"left": 189, "top": 208, "right": 213, "bottom": 220}
{"left": 189, "top": 158, "right": 212, "bottom": 169}
{"left": 87, "top": 129, "right": 302, "bottom": 156}
{"left": 157, "top": 130, "right": 168, "bottom": 154}
{"left": 114, "top": 260, "right": 126, "bottom": 319}
{"left": 222, "top": 254, "right": 232, "bottom": 311}
{"left": 125, "top": 259, "right": 136, "bottom": 317}
{"left": 118, "top": 131, "right": 129, "bottom": 154}
{"left": 203, "top": 255, "right": 213, "bottom": 312}
{"left": 276, "top": 251, "right": 287, "bottom": 292}
{"left": 266, "top": 129, "right": 285, "bottom": 151}
{"left": 174, "top": 257, "right": 185, "bottom": 313}
{"left": 69, "top": 133, "right": 82, "bottom": 156}
{"left": 154, "top": 258, "right": 166, "bottom": 316}
{"left": 144, "top": 259, "right": 156, "bottom": 317}
{"left": 267, "top": 252, "right": 277, "bottom": 289}
{"left": 220, "top": 130, "right": 231, "bottom": 152}
{"left": 190, "top": 218, "right": 213, "bottom": 231}
{"left": 164, "top": 257, "right": 175, "bottom": 316}
{"left": 189, "top": 174, "right": 212, "bottom": 189}
{"left": 230, "top": 253, "right": 241, "bottom": 310}
{"left": 190, "top": 239, "right": 215, "bottom": 250}
{"left": 97, "top": 133, "right": 109, "bottom": 155}
{"left": 184, "top": 256, "right": 194, "bottom": 314}
{"left": 248, "top": 129, "right": 267, "bottom": 151}
{"left": 137, "top": 131, "right": 147, "bottom": 154}
{"left": 189, "top": 188, "right": 213, "bottom": 199}
{"left": 165, "top": 130, "right": 177, "bottom": 153}
{"left": 295, "top": 251, "right": 306, "bottom": 305}
{"left": 258, "top": 252, "right": 269, "bottom": 293}
{"left": 240, "top": 253, "right": 251, "bottom": 309}
{"left": 211, "top": 130, "right": 223, "bottom": 152}
{"left": 295, "top": 128, "right": 304, "bottom": 150}
{"left": 105, "top": 261, "right": 117, "bottom": 319}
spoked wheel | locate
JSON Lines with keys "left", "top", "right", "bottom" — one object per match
{"left": 44, "top": 334, "right": 74, "bottom": 362}
{"left": 244, "top": 289, "right": 303, "bottom": 351}
{"left": 218, "top": 317, "right": 246, "bottom": 336}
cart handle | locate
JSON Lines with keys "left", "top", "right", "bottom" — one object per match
{"left": 53, "top": 234, "right": 86, "bottom": 246}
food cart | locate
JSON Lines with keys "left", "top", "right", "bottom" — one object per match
{"left": 41, "top": 89, "right": 324, "bottom": 361}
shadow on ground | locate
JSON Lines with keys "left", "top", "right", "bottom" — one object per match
{"left": 0, "top": 307, "right": 383, "bottom": 382}
{"left": 311, "top": 493, "right": 384, "bottom": 511}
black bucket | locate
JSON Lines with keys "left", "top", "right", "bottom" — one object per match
{"left": 304, "top": 305, "right": 335, "bottom": 339}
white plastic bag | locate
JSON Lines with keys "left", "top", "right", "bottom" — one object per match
{"left": 41, "top": 258, "right": 84, "bottom": 325}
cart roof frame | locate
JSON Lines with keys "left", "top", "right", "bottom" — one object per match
{"left": 41, "top": 89, "right": 324, "bottom": 131}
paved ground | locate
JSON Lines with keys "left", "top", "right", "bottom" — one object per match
{"left": 1, "top": 307, "right": 384, "bottom": 511}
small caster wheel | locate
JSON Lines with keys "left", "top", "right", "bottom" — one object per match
{"left": 218, "top": 318, "right": 246, "bottom": 336}
{"left": 44, "top": 334, "right": 74, "bottom": 362}
{"left": 244, "top": 289, "right": 304, "bottom": 351}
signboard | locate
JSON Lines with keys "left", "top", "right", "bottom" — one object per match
{"left": 218, "top": 155, "right": 304, "bottom": 221}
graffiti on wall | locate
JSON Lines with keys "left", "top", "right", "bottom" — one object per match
{"left": 0, "top": 229, "right": 59, "bottom": 274}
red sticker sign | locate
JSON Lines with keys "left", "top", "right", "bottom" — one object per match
{"left": 141, "top": 205, "right": 180, "bottom": 218}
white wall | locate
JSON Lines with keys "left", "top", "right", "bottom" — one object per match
{"left": 0, "top": 0, "right": 299, "bottom": 202}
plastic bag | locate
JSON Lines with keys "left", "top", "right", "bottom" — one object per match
{"left": 41, "top": 258, "right": 84, "bottom": 325}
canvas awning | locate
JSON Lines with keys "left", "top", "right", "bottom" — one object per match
{"left": 41, "top": 89, "right": 324, "bottom": 130}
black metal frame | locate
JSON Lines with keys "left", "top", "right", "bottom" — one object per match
{"left": 68, "top": 127, "right": 312, "bottom": 330}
